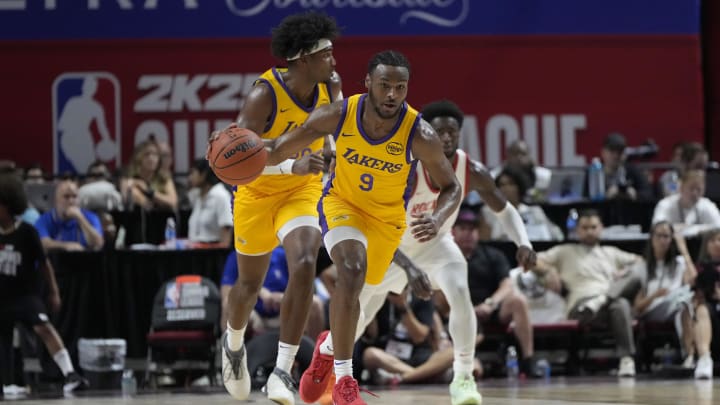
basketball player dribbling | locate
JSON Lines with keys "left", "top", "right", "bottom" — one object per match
{"left": 216, "top": 12, "right": 342, "bottom": 405}
{"left": 353, "top": 100, "right": 538, "bottom": 405}
{"left": 264, "top": 50, "right": 462, "bottom": 405}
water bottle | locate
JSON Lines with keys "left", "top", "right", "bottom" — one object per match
{"left": 536, "top": 358, "right": 551, "bottom": 379}
{"left": 588, "top": 157, "right": 605, "bottom": 201}
{"left": 164, "top": 217, "right": 177, "bottom": 249}
{"left": 566, "top": 208, "right": 579, "bottom": 240}
{"left": 121, "top": 369, "right": 137, "bottom": 396}
{"left": 506, "top": 346, "right": 519, "bottom": 379}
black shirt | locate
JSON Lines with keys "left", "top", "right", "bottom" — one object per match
{"left": 372, "top": 295, "right": 435, "bottom": 352}
{"left": 467, "top": 244, "right": 511, "bottom": 305}
{"left": 0, "top": 221, "right": 46, "bottom": 300}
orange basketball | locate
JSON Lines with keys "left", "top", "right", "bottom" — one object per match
{"left": 208, "top": 127, "right": 267, "bottom": 185}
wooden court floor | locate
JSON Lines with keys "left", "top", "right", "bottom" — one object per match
{"left": 6, "top": 377, "right": 717, "bottom": 404}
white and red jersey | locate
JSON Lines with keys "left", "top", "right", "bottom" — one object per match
{"left": 401, "top": 149, "right": 470, "bottom": 250}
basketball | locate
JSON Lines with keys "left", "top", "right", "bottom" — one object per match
{"left": 207, "top": 127, "right": 267, "bottom": 185}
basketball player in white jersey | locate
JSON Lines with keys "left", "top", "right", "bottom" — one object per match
{"left": 353, "top": 100, "right": 537, "bottom": 405}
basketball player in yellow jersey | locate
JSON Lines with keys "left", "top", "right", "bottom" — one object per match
{"left": 264, "top": 50, "right": 462, "bottom": 405}
{"left": 218, "top": 13, "right": 342, "bottom": 405}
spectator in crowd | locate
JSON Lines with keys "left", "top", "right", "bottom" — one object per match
{"left": 78, "top": 160, "right": 123, "bottom": 212}
{"left": 34, "top": 179, "right": 104, "bottom": 251}
{"left": 451, "top": 209, "right": 541, "bottom": 378}
{"left": 120, "top": 139, "right": 178, "bottom": 212}
{"left": 157, "top": 140, "right": 173, "bottom": 178}
{"left": 220, "top": 247, "right": 326, "bottom": 340}
{"left": 656, "top": 142, "right": 709, "bottom": 197}
{"left": 587, "top": 133, "right": 653, "bottom": 201}
{"left": 483, "top": 167, "right": 563, "bottom": 241}
{"left": 652, "top": 169, "right": 720, "bottom": 236}
{"left": 187, "top": 159, "right": 232, "bottom": 247}
{"left": 695, "top": 229, "right": 720, "bottom": 367}
{"left": 359, "top": 290, "right": 454, "bottom": 386}
{"left": 0, "top": 173, "right": 88, "bottom": 393}
{"left": 633, "top": 222, "right": 713, "bottom": 378}
{"left": 24, "top": 163, "right": 46, "bottom": 185}
{"left": 491, "top": 140, "right": 552, "bottom": 202}
{"left": 532, "top": 209, "right": 642, "bottom": 377}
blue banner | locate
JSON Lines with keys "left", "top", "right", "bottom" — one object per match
{"left": 0, "top": 0, "right": 699, "bottom": 40}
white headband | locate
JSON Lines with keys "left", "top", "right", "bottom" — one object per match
{"left": 287, "top": 38, "right": 333, "bottom": 61}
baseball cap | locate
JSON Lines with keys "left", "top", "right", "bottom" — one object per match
{"left": 455, "top": 209, "right": 479, "bottom": 226}
{"left": 603, "top": 133, "right": 627, "bottom": 152}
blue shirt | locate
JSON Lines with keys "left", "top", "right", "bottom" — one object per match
{"left": 221, "top": 246, "right": 289, "bottom": 317}
{"left": 34, "top": 208, "right": 103, "bottom": 248}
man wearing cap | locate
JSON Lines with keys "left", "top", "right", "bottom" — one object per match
{"left": 218, "top": 12, "right": 342, "bottom": 405}
{"left": 350, "top": 100, "right": 539, "bottom": 404}
{"left": 587, "top": 133, "right": 653, "bottom": 200}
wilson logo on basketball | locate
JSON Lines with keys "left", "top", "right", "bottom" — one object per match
{"left": 386, "top": 142, "right": 404, "bottom": 155}
{"left": 223, "top": 140, "right": 258, "bottom": 159}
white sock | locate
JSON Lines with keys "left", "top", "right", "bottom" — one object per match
{"left": 319, "top": 332, "right": 334, "bottom": 356}
{"left": 226, "top": 322, "right": 247, "bottom": 351}
{"left": 52, "top": 348, "right": 74, "bottom": 377}
{"left": 453, "top": 351, "right": 475, "bottom": 378}
{"left": 334, "top": 359, "right": 353, "bottom": 380}
{"left": 276, "top": 342, "right": 299, "bottom": 373}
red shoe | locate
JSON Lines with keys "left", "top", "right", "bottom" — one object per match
{"left": 332, "top": 376, "right": 366, "bottom": 405}
{"left": 299, "top": 330, "right": 334, "bottom": 403}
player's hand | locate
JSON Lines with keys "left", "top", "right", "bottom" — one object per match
{"left": 292, "top": 151, "right": 325, "bottom": 175}
{"left": 405, "top": 264, "right": 433, "bottom": 301}
{"left": 410, "top": 214, "right": 441, "bottom": 242}
{"left": 516, "top": 245, "right": 537, "bottom": 270}
{"left": 206, "top": 123, "right": 238, "bottom": 160}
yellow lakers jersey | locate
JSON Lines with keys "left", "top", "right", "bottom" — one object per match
{"left": 242, "top": 67, "right": 331, "bottom": 196}
{"left": 325, "top": 94, "right": 421, "bottom": 226}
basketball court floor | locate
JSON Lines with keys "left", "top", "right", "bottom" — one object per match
{"left": 5, "top": 377, "right": 716, "bottom": 404}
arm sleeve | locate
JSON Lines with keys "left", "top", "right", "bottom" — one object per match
{"left": 652, "top": 198, "right": 673, "bottom": 224}
{"left": 609, "top": 246, "right": 639, "bottom": 267}
{"left": 538, "top": 245, "right": 563, "bottom": 267}
{"left": 701, "top": 199, "right": 720, "bottom": 227}
{"left": 491, "top": 247, "right": 512, "bottom": 282}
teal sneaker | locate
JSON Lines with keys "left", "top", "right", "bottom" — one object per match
{"left": 449, "top": 374, "right": 482, "bottom": 405}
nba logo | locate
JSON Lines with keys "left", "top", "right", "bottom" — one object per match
{"left": 52, "top": 72, "right": 121, "bottom": 174}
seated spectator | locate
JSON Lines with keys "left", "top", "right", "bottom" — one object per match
{"left": 657, "top": 142, "right": 708, "bottom": 197}
{"left": 451, "top": 209, "right": 542, "bottom": 378}
{"left": 490, "top": 140, "right": 551, "bottom": 202}
{"left": 0, "top": 173, "right": 88, "bottom": 392}
{"left": 219, "top": 247, "right": 325, "bottom": 340}
{"left": 360, "top": 290, "right": 453, "bottom": 385}
{"left": 652, "top": 169, "right": 720, "bottom": 236}
{"left": 120, "top": 139, "right": 178, "bottom": 212}
{"left": 483, "top": 166, "right": 563, "bottom": 241}
{"left": 633, "top": 221, "right": 712, "bottom": 378}
{"left": 532, "top": 209, "right": 642, "bottom": 377}
{"left": 695, "top": 229, "right": 720, "bottom": 367}
{"left": 187, "top": 159, "right": 232, "bottom": 247}
{"left": 24, "top": 163, "right": 46, "bottom": 185}
{"left": 586, "top": 133, "right": 653, "bottom": 201}
{"left": 34, "top": 179, "right": 104, "bottom": 251}
{"left": 78, "top": 160, "right": 123, "bottom": 212}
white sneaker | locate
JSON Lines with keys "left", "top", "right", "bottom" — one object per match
{"left": 221, "top": 332, "right": 251, "bottom": 400}
{"left": 618, "top": 356, "right": 635, "bottom": 378}
{"left": 263, "top": 368, "right": 296, "bottom": 405}
{"left": 2, "top": 384, "right": 28, "bottom": 396}
{"left": 695, "top": 354, "right": 713, "bottom": 379}
{"left": 682, "top": 355, "right": 695, "bottom": 369}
